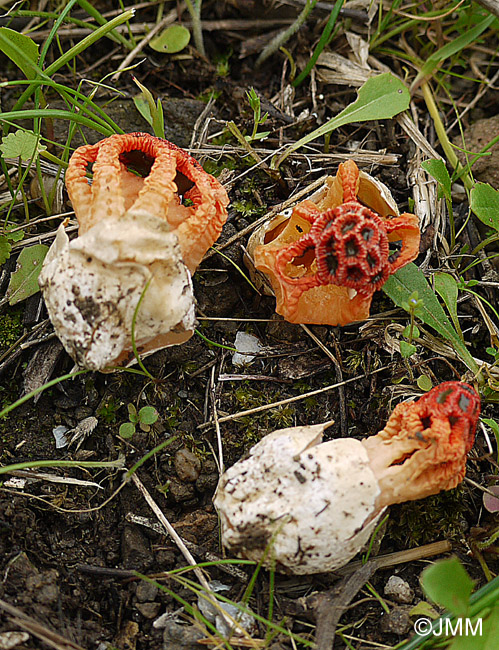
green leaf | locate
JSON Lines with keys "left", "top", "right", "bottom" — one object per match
{"left": 434, "top": 272, "right": 464, "bottom": 340}
{"left": 133, "top": 96, "right": 152, "bottom": 125}
{"left": 0, "top": 130, "right": 47, "bottom": 161}
{"left": 0, "top": 109, "right": 115, "bottom": 137}
{"left": 482, "top": 418, "right": 499, "bottom": 440}
{"left": 420, "top": 556, "right": 474, "bottom": 617}
{"left": 273, "top": 73, "right": 410, "bottom": 168}
{"left": 470, "top": 182, "right": 499, "bottom": 232}
{"left": 127, "top": 403, "right": 139, "bottom": 424}
{"left": 132, "top": 77, "right": 165, "bottom": 139}
{"left": 421, "top": 159, "right": 452, "bottom": 202}
{"left": 138, "top": 406, "right": 159, "bottom": 425}
{"left": 150, "top": 24, "right": 191, "bottom": 54}
{"left": 413, "top": 14, "right": 496, "bottom": 88}
{"left": 7, "top": 244, "right": 48, "bottom": 305}
{"left": 0, "top": 27, "right": 40, "bottom": 80}
{"left": 471, "top": 602, "right": 499, "bottom": 650}
{"left": 119, "top": 422, "right": 136, "bottom": 438}
{"left": 152, "top": 99, "right": 165, "bottom": 140}
{"left": 402, "top": 324, "right": 420, "bottom": 339}
{"left": 383, "top": 263, "right": 478, "bottom": 373}
{"left": 6, "top": 229, "right": 25, "bottom": 243}
{"left": 400, "top": 340, "right": 416, "bottom": 358}
{"left": 246, "top": 87, "right": 260, "bottom": 112}
{"left": 417, "top": 375, "right": 433, "bottom": 391}
{"left": 0, "top": 236, "right": 12, "bottom": 265}
{"left": 409, "top": 600, "right": 440, "bottom": 619}
{"left": 448, "top": 615, "right": 489, "bottom": 650}
{"left": 245, "top": 131, "right": 270, "bottom": 141}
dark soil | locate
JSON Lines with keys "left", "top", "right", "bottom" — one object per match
{"left": 1, "top": 2, "right": 498, "bottom": 649}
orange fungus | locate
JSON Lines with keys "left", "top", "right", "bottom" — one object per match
{"left": 250, "top": 160, "right": 420, "bottom": 325}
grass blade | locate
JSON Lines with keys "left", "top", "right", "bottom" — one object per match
{"left": 0, "top": 109, "right": 116, "bottom": 136}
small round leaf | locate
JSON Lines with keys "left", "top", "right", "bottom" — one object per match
{"left": 416, "top": 375, "right": 433, "bottom": 392}
{"left": 399, "top": 340, "right": 416, "bottom": 358}
{"left": 138, "top": 406, "right": 159, "bottom": 425}
{"left": 119, "top": 422, "right": 136, "bottom": 438}
{"left": 150, "top": 25, "right": 191, "bottom": 54}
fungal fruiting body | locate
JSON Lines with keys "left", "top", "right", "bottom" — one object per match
{"left": 363, "top": 380, "right": 480, "bottom": 510}
{"left": 39, "top": 133, "right": 229, "bottom": 370}
{"left": 247, "top": 160, "right": 420, "bottom": 325}
{"left": 215, "top": 422, "right": 382, "bottom": 574}
{"left": 214, "top": 381, "right": 480, "bottom": 574}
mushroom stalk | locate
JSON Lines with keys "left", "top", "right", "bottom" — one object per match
{"left": 214, "top": 382, "right": 480, "bottom": 574}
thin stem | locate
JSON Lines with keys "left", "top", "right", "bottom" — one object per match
{"left": 8, "top": 10, "right": 135, "bottom": 116}
{"left": 76, "top": 0, "right": 134, "bottom": 49}
{"left": 0, "top": 370, "right": 88, "bottom": 419}
{"left": 445, "top": 196, "right": 456, "bottom": 252}
{"left": 256, "top": 0, "right": 318, "bottom": 68}
{"left": 184, "top": 0, "right": 206, "bottom": 57}
{"left": 0, "top": 109, "right": 116, "bottom": 136}
{"left": 130, "top": 278, "right": 155, "bottom": 380}
{"left": 0, "top": 79, "right": 124, "bottom": 134}
{"left": 421, "top": 82, "right": 473, "bottom": 191}
{"left": 0, "top": 458, "right": 124, "bottom": 475}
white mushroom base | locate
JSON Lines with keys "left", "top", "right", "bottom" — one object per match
{"left": 214, "top": 423, "right": 384, "bottom": 574}
{"left": 39, "top": 212, "right": 196, "bottom": 370}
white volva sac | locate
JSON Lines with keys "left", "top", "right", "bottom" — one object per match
{"left": 38, "top": 212, "right": 196, "bottom": 371}
{"left": 215, "top": 382, "right": 480, "bottom": 574}
{"left": 214, "top": 423, "right": 384, "bottom": 575}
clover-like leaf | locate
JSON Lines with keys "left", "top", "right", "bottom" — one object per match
{"left": 0, "top": 130, "right": 47, "bottom": 161}
{"left": 416, "top": 375, "right": 433, "bottom": 391}
{"left": 400, "top": 340, "right": 416, "bottom": 358}
{"left": 127, "top": 403, "right": 139, "bottom": 424}
{"left": 0, "top": 236, "right": 12, "bottom": 265}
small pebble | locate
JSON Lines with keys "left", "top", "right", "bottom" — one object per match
{"left": 384, "top": 575, "right": 414, "bottom": 604}
{"left": 381, "top": 606, "right": 412, "bottom": 635}
{"left": 168, "top": 477, "right": 196, "bottom": 502}
{"left": 136, "top": 581, "right": 158, "bottom": 603}
{"left": 135, "top": 601, "right": 161, "bottom": 619}
{"left": 174, "top": 448, "right": 201, "bottom": 482}
{"left": 163, "top": 620, "right": 204, "bottom": 647}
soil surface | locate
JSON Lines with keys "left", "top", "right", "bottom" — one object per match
{"left": 0, "top": 2, "right": 498, "bottom": 650}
